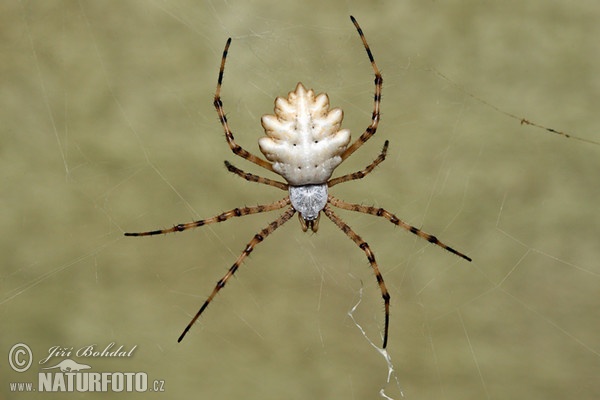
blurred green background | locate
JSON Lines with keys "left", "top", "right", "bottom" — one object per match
{"left": 2, "top": 1, "right": 599, "bottom": 399}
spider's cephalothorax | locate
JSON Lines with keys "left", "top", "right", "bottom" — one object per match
{"left": 288, "top": 183, "right": 328, "bottom": 232}
{"left": 125, "top": 16, "right": 472, "bottom": 349}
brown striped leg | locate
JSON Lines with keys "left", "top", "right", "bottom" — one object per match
{"left": 322, "top": 204, "right": 390, "bottom": 348}
{"left": 328, "top": 196, "right": 472, "bottom": 262}
{"left": 224, "top": 160, "right": 288, "bottom": 191}
{"left": 178, "top": 207, "right": 296, "bottom": 342}
{"left": 214, "top": 39, "right": 275, "bottom": 173}
{"left": 328, "top": 140, "right": 388, "bottom": 187}
{"left": 124, "top": 197, "right": 291, "bottom": 237}
{"left": 341, "top": 16, "right": 383, "bottom": 162}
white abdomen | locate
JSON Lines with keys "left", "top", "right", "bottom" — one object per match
{"left": 258, "top": 82, "right": 351, "bottom": 185}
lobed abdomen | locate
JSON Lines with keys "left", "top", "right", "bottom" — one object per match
{"left": 258, "top": 82, "right": 351, "bottom": 186}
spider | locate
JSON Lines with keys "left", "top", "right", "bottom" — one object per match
{"left": 125, "top": 16, "right": 472, "bottom": 349}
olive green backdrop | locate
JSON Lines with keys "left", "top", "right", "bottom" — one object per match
{"left": 2, "top": 1, "right": 599, "bottom": 399}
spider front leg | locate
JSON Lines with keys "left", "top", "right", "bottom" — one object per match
{"left": 328, "top": 196, "right": 472, "bottom": 262}
{"left": 214, "top": 38, "right": 275, "bottom": 173}
{"left": 322, "top": 204, "right": 390, "bottom": 348}
{"left": 178, "top": 207, "right": 296, "bottom": 342}
{"left": 124, "top": 197, "right": 290, "bottom": 236}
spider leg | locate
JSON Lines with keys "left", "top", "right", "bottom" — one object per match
{"left": 328, "top": 196, "right": 472, "bottom": 262}
{"left": 214, "top": 38, "right": 275, "bottom": 173}
{"left": 224, "top": 160, "right": 288, "bottom": 190}
{"left": 341, "top": 16, "right": 383, "bottom": 162}
{"left": 178, "top": 207, "right": 296, "bottom": 342}
{"left": 328, "top": 140, "right": 388, "bottom": 187}
{"left": 323, "top": 204, "right": 390, "bottom": 349}
{"left": 124, "top": 197, "right": 290, "bottom": 236}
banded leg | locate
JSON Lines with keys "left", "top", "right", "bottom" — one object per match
{"left": 328, "top": 140, "right": 388, "bottom": 187}
{"left": 214, "top": 38, "right": 275, "bottom": 173}
{"left": 341, "top": 16, "right": 383, "bottom": 162}
{"left": 224, "top": 160, "right": 288, "bottom": 191}
{"left": 328, "top": 196, "right": 472, "bottom": 262}
{"left": 124, "top": 197, "right": 290, "bottom": 236}
{"left": 178, "top": 207, "right": 296, "bottom": 342}
{"left": 323, "top": 204, "right": 390, "bottom": 348}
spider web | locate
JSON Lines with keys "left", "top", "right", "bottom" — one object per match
{"left": 2, "top": 2, "right": 599, "bottom": 399}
